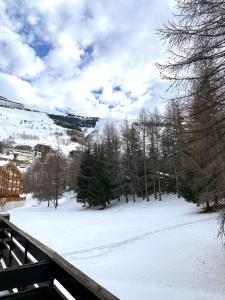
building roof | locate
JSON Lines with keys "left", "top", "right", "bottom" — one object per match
{"left": 0, "top": 161, "right": 24, "bottom": 176}
{"left": 0, "top": 160, "right": 9, "bottom": 167}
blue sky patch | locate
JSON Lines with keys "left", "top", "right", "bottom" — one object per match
{"left": 113, "top": 85, "right": 122, "bottom": 92}
{"left": 31, "top": 42, "right": 52, "bottom": 58}
{"left": 125, "top": 91, "right": 138, "bottom": 102}
{"left": 79, "top": 45, "right": 94, "bottom": 69}
{"left": 83, "top": 8, "right": 93, "bottom": 20}
{"left": 12, "top": 11, "right": 52, "bottom": 58}
{"left": 92, "top": 88, "right": 104, "bottom": 99}
{"left": 108, "top": 104, "right": 116, "bottom": 109}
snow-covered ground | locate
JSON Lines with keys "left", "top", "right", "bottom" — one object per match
{"left": 8, "top": 194, "right": 225, "bottom": 300}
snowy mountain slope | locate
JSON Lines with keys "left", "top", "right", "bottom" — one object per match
{"left": 0, "top": 96, "right": 99, "bottom": 155}
{"left": 0, "top": 96, "right": 25, "bottom": 110}
{"left": 9, "top": 194, "right": 225, "bottom": 300}
{"left": 0, "top": 106, "right": 80, "bottom": 155}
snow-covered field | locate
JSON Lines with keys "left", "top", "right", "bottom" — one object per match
{"left": 8, "top": 194, "right": 225, "bottom": 300}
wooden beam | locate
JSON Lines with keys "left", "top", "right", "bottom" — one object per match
{"left": 0, "top": 286, "right": 64, "bottom": 300}
{"left": 0, "top": 214, "right": 10, "bottom": 220}
{"left": 0, "top": 261, "right": 53, "bottom": 291}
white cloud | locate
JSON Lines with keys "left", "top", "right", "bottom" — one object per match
{"left": 0, "top": 73, "right": 41, "bottom": 103}
{"left": 0, "top": 0, "right": 175, "bottom": 119}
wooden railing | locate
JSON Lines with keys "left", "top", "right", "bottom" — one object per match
{"left": 0, "top": 215, "right": 119, "bottom": 300}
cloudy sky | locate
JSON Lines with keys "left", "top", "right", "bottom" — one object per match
{"left": 0, "top": 0, "right": 175, "bottom": 119}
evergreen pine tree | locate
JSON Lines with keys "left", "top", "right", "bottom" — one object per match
{"left": 76, "top": 147, "right": 94, "bottom": 205}
{"left": 87, "top": 144, "right": 111, "bottom": 208}
{"left": 77, "top": 144, "right": 111, "bottom": 208}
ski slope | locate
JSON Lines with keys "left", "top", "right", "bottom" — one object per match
{"left": 9, "top": 194, "right": 225, "bottom": 300}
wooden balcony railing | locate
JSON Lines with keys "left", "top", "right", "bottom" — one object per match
{"left": 0, "top": 215, "right": 119, "bottom": 300}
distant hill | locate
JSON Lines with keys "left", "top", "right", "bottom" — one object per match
{"left": 0, "top": 96, "right": 99, "bottom": 155}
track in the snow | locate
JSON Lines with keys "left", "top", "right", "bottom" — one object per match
{"left": 62, "top": 216, "right": 214, "bottom": 260}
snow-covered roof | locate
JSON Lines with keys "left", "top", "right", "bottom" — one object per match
{"left": 0, "top": 160, "right": 9, "bottom": 167}
{"left": 0, "top": 160, "right": 24, "bottom": 176}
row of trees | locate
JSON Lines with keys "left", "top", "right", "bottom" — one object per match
{"left": 77, "top": 109, "right": 184, "bottom": 208}
{"left": 25, "top": 94, "right": 224, "bottom": 211}
{"left": 25, "top": 108, "right": 182, "bottom": 209}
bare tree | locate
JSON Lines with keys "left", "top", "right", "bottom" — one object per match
{"left": 28, "top": 152, "right": 67, "bottom": 208}
{"left": 137, "top": 109, "right": 150, "bottom": 201}
{"left": 122, "top": 120, "right": 136, "bottom": 202}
